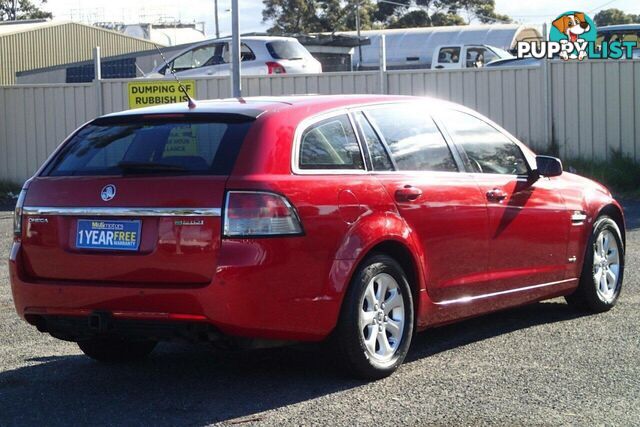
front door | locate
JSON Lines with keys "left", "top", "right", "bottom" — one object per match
{"left": 437, "top": 109, "right": 570, "bottom": 294}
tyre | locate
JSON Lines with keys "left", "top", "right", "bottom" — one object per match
{"left": 78, "top": 337, "right": 157, "bottom": 362}
{"left": 336, "top": 254, "right": 414, "bottom": 380}
{"left": 566, "top": 215, "right": 624, "bottom": 312}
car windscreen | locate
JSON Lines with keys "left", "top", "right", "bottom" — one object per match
{"left": 42, "top": 114, "right": 253, "bottom": 177}
{"left": 266, "top": 40, "right": 310, "bottom": 60}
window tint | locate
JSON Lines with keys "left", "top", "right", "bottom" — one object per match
{"left": 44, "top": 116, "right": 252, "bottom": 177}
{"left": 355, "top": 112, "right": 393, "bottom": 171}
{"left": 439, "top": 110, "right": 529, "bottom": 175}
{"left": 366, "top": 106, "right": 457, "bottom": 172}
{"left": 267, "top": 40, "right": 311, "bottom": 60}
{"left": 299, "top": 115, "right": 364, "bottom": 170}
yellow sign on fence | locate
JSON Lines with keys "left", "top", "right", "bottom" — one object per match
{"left": 127, "top": 80, "right": 196, "bottom": 109}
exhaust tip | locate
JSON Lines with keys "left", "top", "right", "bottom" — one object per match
{"left": 25, "top": 314, "right": 47, "bottom": 333}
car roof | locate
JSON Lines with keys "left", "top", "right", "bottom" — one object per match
{"left": 192, "top": 35, "right": 297, "bottom": 46}
{"left": 101, "top": 95, "right": 441, "bottom": 120}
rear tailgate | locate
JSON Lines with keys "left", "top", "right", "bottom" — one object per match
{"left": 18, "top": 113, "right": 253, "bottom": 286}
{"left": 21, "top": 176, "right": 224, "bottom": 285}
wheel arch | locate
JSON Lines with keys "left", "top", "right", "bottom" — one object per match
{"left": 364, "top": 240, "right": 422, "bottom": 307}
{"left": 333, "top": 236, "right": 428, "bottom": 333}
{"left": 596, "top": 203, "right": 626, "bottom": 246}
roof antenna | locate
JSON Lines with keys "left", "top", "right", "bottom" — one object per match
{"left": 154, "top": 44, "right": 197, "bottom": 109}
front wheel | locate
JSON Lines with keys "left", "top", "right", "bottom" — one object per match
{"left": 335, "top": 254, "right": 414, "bottom": 380}
{"left": 566, "top": 216, "right": 624, "bottom": 312}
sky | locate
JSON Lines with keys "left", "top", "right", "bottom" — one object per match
{"left": 43, "top": 0, "right": 640, "bottom": 37}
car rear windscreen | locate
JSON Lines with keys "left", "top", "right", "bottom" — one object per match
{"left": 266, "top": 40, "right": 310, "bottom": 60}
{"left": 43, "top": 114, "right": 253, "bottom": 177}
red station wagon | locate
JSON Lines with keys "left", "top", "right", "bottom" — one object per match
{"left": 10, "top": 95, "right": 625, "bottom": 379}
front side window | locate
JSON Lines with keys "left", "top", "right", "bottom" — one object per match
{"left": 438, "top": 110, "right": 529, "bottom": 175}
{"left": 299, "top": 115, "right": 364, "bottom": 170}
{"left": 171, "top": 44, "right": 218, "bottom": 72}
{"left": 466, "top": 47, "right": 497, "bottom": 68}
{"left": 365, "top": 105, "right": 457, "bottom": 172}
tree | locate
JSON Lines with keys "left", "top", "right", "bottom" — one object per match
{"left": 593, "top": 8, "right": 639, "bottom": 27}
{"left": 262, "top": 0, "right": 512, "bottom": 33}
{"left": 262, "top": 0, "right": 323, "bottom": 34}
{"left": 450, "top": 0, "right": 511, "bottom": 24}
{"left": 262, "top": 0, "right": 376, "bottom": 34}
{"left": 0, "top": 0, "right": 52, "bottom": 21}
{"left": 372, "top": 0, "right": 509, "bottom": 28}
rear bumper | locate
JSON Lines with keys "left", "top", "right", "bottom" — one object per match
{"left": 9, "top": 241, "right": 354, "bottom": 342}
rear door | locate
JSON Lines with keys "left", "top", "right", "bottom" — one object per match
{"left": 359, "top": 105, "right": 490, "bottom": 302}
{"left": 21, "top": 113, "right": 253, "bottom": 286}
{"left": 436, "top": 109, "right": 570, "bottom": 292}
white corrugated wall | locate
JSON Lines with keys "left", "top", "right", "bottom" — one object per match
{"left": 1, "top": 61, "right": 638, "bottom": 183}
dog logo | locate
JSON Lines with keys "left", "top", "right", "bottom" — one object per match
{"left": 550, "top": 12, "right": 596, "bottom": 60}
{"left": 517, "top": 11, "right": 633, "bottom": 61}
{"left": 100, "top": 184, "right": 116, "bottom": 202}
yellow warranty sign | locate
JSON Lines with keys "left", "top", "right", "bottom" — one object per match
{"left": 127, "top": 80, "right": 196, "bottom": 109}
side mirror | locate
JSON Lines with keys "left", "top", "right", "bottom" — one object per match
{"left": 535, "top": 155, "right": 563, "bottom": 178}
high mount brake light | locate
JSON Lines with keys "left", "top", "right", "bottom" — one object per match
{"left": 223, "top": 191, "right": 302, "bottom": 237}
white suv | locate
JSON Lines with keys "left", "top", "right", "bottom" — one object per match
{"left": 148, "top": 36, "right": 322, "bottom": 77}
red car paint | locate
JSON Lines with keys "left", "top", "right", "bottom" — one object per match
{"left": 9, "top": 95, "right": 625, "bottom": 342}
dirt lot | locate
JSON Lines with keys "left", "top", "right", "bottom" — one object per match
{"left": 0, "top": 202, "right": 638, "bottom": 426}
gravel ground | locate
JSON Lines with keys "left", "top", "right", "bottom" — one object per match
{"left": 0, "top": 203, "right": 638, "bottom": 426}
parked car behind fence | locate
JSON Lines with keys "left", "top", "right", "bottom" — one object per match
{"left": 146, "top": 36, "right": 322, "bottom": 78}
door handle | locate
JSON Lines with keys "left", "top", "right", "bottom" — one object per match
{"left": 486, "top": 188, "right": 508, "bottom": 202}
{"left": 435, "top": 65, "right": 444, "bottom": 69}
{"left": 395, "top": 186, "right": 423, "bottom": 202}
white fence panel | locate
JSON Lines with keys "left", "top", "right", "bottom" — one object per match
{"left": 386, "top": 68, "right": 547, "bottom": 150}
{"left": 1, "top": 61, "right": 639, "bottom": 183}
{"left": 550, "top": 60, "right": 640, "bottom": 162}
{"left": 0, "top": 83, "right": 95, "bottom": 183}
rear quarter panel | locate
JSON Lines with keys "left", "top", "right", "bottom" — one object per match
{"left": 223, "top": 108, "right": 428, "bottom": 335}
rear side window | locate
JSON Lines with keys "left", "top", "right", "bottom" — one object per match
{"left": 437, "top": 47, "right": 461, "bottom": 64}
{"left": 438, "top": 110, "right": 529, "bottom": 175}
{"left": 43, "top": 115, "right": 252, "bottom": 177}
{"left": 366, "top": 105, "right": 457, "bottom": 172}
{"left": 299, "top": 115, "right": 364, "bottom": 170}
{"left": 267, "top": 40, "right": 310, "bottom": 60}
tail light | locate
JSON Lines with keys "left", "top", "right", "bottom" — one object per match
{"left": 13, "top": 188, "right": 27, "bottom": 239}
{"left": 266, "top": 61, "right": 287, "bottom": 74}
{"left": 223, "top": 191, "right": 302, "bottom": 237}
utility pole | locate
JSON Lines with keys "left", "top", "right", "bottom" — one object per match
{"left": 214, "top": 0, "right": 220, "bottom": 39}
{"left": 355, "top": 0, "right": 362, "bottom": 70}
{"left": 12, "top": 0, "right": 17, "bottom": 20}
{"left": 230, "top": 0, "right": 241, "bottom": 98}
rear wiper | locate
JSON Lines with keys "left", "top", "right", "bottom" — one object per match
{"left": 117, "top": 161, "right": 186, "bottom": 173}
{"left": 288, "top": 57, "right": 303, "bottom": 60}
